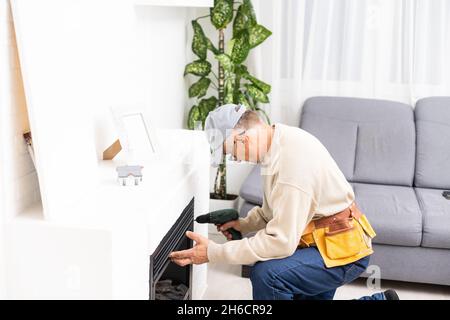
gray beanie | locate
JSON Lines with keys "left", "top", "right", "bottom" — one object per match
{"left": 204, "top": 104, "right": 247, "bottom": 167}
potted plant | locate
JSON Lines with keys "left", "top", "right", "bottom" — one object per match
{"left": 184, "top": 0, "right": 272, "bottom": 215}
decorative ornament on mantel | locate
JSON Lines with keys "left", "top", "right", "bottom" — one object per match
{"left": 185, "top": 0, "right": 272, "bottom": 203}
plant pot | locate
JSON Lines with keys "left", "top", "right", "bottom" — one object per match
{"left": 208, "top": 193, "right": 239, "bottom": 235}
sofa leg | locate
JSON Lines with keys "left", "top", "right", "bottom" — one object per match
{"left": 241, "top": 264, "right": 252, "bottom": 278}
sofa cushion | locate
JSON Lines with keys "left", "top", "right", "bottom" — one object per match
{"left": 415, "top": 188, "right": 450, "bottom": 249}
{"left": 300, "top": 96, "right": 415, "bottom": 186}
{"left": 300, "top": 113, "right": 357, "bottom": 180}
{"left": 361, "top": 244, "right": 450, "bottom": 286}
{"left": 353, "top": 183, "right": 422, "bottom": 246}
{"left": 239, "top": 165, "right": 263, "bottom": 205}
{"left": 415, "top": 97, "right": 450, "bottom": 189}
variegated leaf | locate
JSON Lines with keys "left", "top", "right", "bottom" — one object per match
{"left": 245, "top": 84, "right": 269, "bottom": 103}
{"left": 184, "top": 60, "right": 212, "bottom": 76}
{"left": 230, "top": 30, "right": 250, "bottom": 64}
{"left": 188, "top": 77, "right": 211, "bottom": 98}
{"left": 224, "top": 75, "right": 235, "bottom": 104}
{"left": 198, "top": 96, "right": 218, "bottom": 118}
{"left": 244, "top": 73, "right": 271, "bottom": 94}
{"left": 210, "top": 0, "right": 233, "bottom": 30}
{"left": 215, "top": 54, "right": 233, "bottom": 72}
{"left": 187, "top": 105, "right": 201, "bottom": 129}
{"left": 192, "top": 20, "right": 208, "bottom": 59}
{"left": 237, "top": 91, "right": 251, "bottom": 108}
{"left": 249, "top": 24, "right": 272, "bottom": 48}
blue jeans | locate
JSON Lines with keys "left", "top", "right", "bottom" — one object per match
{"left": 250, "top": 247, "right": 385, "bottom": 300}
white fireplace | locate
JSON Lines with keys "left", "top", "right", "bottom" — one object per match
{"left": 4, "top": 130, "right": 210, "bottom": 299}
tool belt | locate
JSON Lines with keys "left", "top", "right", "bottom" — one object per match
{"left": 299, "top": 202, "right": 376, "bottom": 268}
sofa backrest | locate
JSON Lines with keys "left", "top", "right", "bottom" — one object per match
{"left": 300, "top": 96, "right": 416, "bottom": 186}
{"left": 414, "top": 97, "right": 450, "bottom": 189}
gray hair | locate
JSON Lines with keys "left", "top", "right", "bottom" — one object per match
{"left": 234, "top": 110, "right": 262, "bottom": 130}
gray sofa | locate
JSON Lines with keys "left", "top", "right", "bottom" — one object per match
{"left": 239, "top": 96, "right": 450, "bottom": 286}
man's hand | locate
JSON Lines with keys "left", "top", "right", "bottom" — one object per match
{"left": 216, "top": 220, "right": 241, "bottom": 241}
{"left": 169, "top": 231, "right": 209, "bottom": 266}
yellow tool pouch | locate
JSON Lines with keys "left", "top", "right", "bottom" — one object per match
{"left": 300, "top": 203, "right": 376, "bottom": 268}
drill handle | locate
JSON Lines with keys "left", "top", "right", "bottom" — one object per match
{"left": 227, "top": 228, "right": 242, "bottom": 240}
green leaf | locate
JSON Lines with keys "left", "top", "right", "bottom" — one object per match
{"left": 225, "top": 38, "right": 235, "bottom": 56}
{"left": 249, "top": 24, "right": 272, "bottom": 48}
{"left": 188, "top": 77, "right": 211, "bottom": 98}
{"left": 198, "top": 96, "right": 218, "bottom": 125}
{"left": 191, "top": 21, "right": 208, "bottom": 59}
{"left": 210, "top": 0, "right": 233, "bottom": 30}
{"left": 233, "top": 5, "right": 250, "bottom": 37}
{"left": 215, "top": 54, "right": 233, "bottom": 72}
{"left": 230, "top": 30, "right": 250, "bottom": 64}
{"left": 188, "top": 96, "right": 218, "bottom": 129}
{"left": 237, "top": 91, "right": 251, "bottom": 108}
{"left": 245, "top": 84, "right": 269, "bottom": 103}
{"left": 198, "top": 96, "right": 218, "bottom": 115}
{"left": 243, "top": 0, "right": 257, "bottom": 23}
{"left": 206, "top": 38, "right": 219, "bottom": 55}
{"left": 244, "top": 73, "right": 271, "bottom": 94}
{"left": 244, "top": 91, "right": 256, "bottom": 109}
{"left": 184, "top": 60, "right": 212, "bottom": 76}
{"left": 233, "top": 0, "right": 259, "bottom": 37}
{"left": 256, "top": 107, "right": 271, "bottom": 125}
{"left": 187, "top": 105, "right": 201, "bottom": 130}
{"left": 224, "top": 75, "right": 235, "bottom": 104}
{"left": 234, "top": 64, "right": 249, "bottom": 76}
{"left": 224, "top": 92, "right": 234, "bottom": 104}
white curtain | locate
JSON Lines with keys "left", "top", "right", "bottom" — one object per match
{"left": 249, "top": 0, "right": 450, "bottom": 125}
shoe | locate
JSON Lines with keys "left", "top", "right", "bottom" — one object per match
{"left": 383, "top": 289, "right": 399, "bottom": 300}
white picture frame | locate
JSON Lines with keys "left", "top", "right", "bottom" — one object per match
{"left": 110, "top": 105, "right": 159, "bottom": 164}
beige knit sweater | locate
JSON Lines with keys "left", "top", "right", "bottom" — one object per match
{"left": 207, "top": 123, "right": 355, "bottom": 265}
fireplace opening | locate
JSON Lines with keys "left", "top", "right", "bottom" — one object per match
{"left": 149, "top": 198, "right": 194, "bottom": 300}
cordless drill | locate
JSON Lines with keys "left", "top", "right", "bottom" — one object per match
{"left": 195, "top": 209, "right": 242, "bottom": 240}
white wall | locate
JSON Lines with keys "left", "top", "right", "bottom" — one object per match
{"left": 91, "top": 2, "right": 192, "bottom": 159}
{"left": 136, "top": 6, "right": 191, "bottom": 129}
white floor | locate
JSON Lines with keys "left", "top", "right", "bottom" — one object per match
{"left": 203, "top": 233, "right": 450, "bottom": 300}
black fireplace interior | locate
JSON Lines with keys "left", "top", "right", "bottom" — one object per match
{"left": 149, "top": 198, "right": 194, "bottom": 300}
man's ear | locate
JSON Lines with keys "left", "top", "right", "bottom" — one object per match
{"left": 233, "top": 134, "right": 250, "bottom": 162}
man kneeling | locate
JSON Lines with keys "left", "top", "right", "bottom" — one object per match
{"left": 170, "top": 104, "right": 398, "bottom": 301}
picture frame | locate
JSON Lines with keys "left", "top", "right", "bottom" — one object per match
{"left": 110, "top": 105, "right": 159, "bottom": 164}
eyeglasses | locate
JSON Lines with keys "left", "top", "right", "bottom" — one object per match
{"left": 231, "top": 130, "right": 248, "bottom": 162}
